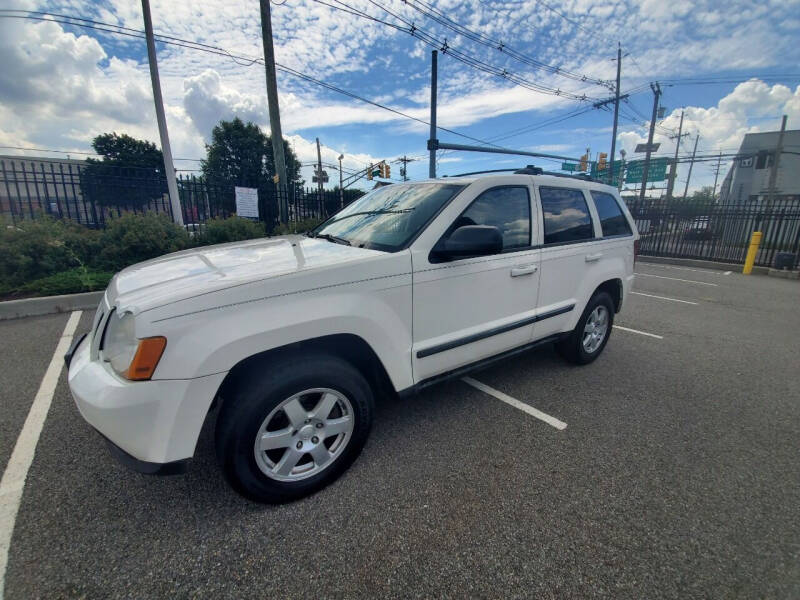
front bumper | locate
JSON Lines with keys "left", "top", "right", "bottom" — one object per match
{"left": 67, "top": 333, "right": 227, "bottom": 469}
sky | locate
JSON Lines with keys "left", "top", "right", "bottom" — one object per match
{"left": 1, "top": 0, "right": 800, "bottom": 194}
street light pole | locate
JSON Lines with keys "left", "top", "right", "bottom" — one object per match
{"left": 141, "top": 0, "right": 183, "bottom": 226}
{"left": 338, "top": 154, "right": 344, "bottom": 209}
{"left": 428, "top": 50, "right": 438, "bottom": 179}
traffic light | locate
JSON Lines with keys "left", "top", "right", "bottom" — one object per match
{"left": 579, "top": 153, "right": 589, "bottom": 172}
{"left": 382, "top": 163, "right": 391, "bottom": 178}
{"left": 598, "top": 152, "right": 608, "bottom": 171}
{"left": 367, "top": 164, "right": 373, "bottom": 180}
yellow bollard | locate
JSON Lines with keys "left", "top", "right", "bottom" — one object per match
{"left": 742, "top": 231, "right": 762, "bottom": 274}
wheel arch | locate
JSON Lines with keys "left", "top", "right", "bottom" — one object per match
{"left": 594, "top": 278, "right": 623, "bottom": 313}
{"left": 214, "top": 333, "right": 396, "bottom": 414}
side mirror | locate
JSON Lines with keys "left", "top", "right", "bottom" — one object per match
{"left": 435, "top": 225, "right": 503, "bottom": 260}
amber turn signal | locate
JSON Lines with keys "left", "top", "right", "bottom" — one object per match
{"left": 125, "top": 337, "right": 167, "bottom": 381}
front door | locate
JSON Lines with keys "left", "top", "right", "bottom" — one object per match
{"left": 410, "top": 181, "right": 541, "bottom": 382}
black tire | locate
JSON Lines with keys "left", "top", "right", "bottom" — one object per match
{"left": 215, "top": 353, "right": 374, "bottom": 503}
{"left": 556, "top": 292, "right": 615, "bottom": 365}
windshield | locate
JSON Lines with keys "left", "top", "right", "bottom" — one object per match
{"left": 312, "top": 183, "right": 465, "bottom": 251}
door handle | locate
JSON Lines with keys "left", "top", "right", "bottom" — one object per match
{"left": 510, "top": 264, "right": 538, "bottom": 277}
{"left": 585, "top": 253, "right": 603, "bottom": 262}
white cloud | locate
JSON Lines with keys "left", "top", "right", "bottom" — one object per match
{"left": 617, "top": 80, "right": 800, "bottom": 192}
{"left": 2, "top": 0, "right": 799, "bottom": 194}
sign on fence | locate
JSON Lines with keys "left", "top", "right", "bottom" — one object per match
{"left": 235, "top": 186, "right": 259, "bottom": 218}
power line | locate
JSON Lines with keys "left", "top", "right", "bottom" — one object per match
{"left": 310, "top": 0, "right": 599, "bottom": 101}
{"left": 0, "top": 10, "right": 502, "bottom": 150}
{"left": 399, "top": 0, "right": 612, "bottom": 88}
{"left": 662, "top": 75, "right": 800, "bottom": 86}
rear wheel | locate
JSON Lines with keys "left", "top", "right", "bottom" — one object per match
{"left": 556, "top": 292, "right": 614, "bottom": 365}
{"left": 216, "top": 354, "right": 373, "bottom": 503}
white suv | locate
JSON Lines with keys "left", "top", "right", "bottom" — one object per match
{"left": 66, "top": 170, "right": 637, "bottom": 502}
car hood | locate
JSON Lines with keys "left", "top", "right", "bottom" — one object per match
{"left": 106, "top": 235, "right": 386, "bottom": 314}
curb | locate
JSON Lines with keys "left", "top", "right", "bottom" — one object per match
{"left": 0, "top": 291, "right": 103, "bottom": 321}
{"left": 768, "top": 268, "right": 800, "bottom": 280}
{"left": 638, "top": 255, "right": 770, "bottom": 275}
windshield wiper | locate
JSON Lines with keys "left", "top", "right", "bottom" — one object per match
{"left": 321, "top": 208, "right": 414, "bottom": 228}
{"left": 314, "top": 233, "right": 351, "bottom": 246}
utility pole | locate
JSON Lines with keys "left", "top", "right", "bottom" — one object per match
{"left": 428, "top": 50, "right": 438, "bottom": 179}
{"left": 141, "top": 0, "right": 183, "bottom": 226}
{"left": 609, "top": 43, "right": 622, "bottom": 186}
{"left": 711, "top": 151, "right": 722, "bottom": 200}
{"left": 398, "top": 155, "right": 416, "bottom": 181}
{"left": 259, "top": 0, "right": 288, "bottom": 224}
{"left": 338, "top": 154, "right": 344, "bottom": 209}
{"left": 316, "top": 137, "right": 324, "bottom": 213}
{"left": 666, "top": 109, "right": 686, "bottom": 200}
{"left": 639, "top": 82, "right": 661, "bottom": 203}
{"left": 682, "top": 133, "right": 700, "bottom": 200}
{"left": 764, "top": 114, "right": 787, "bottom": 213}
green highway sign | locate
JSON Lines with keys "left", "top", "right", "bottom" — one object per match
{"left": 561, "top": 162, "right": 577, "bottom": 172}
{"left": 591, "top": 160, "right": 623, "bottom": 186}
{"left": 624, "top": 157, "right": 670, "bottom": 183}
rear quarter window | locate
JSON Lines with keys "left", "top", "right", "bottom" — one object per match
{"left": 590, "top": 191, "right": 632, "bottom": 237}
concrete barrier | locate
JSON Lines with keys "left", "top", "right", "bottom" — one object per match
{"left": 638, "top": 255, "right": 770, "bottom": 275}
{"left": 0, "top": 291, "right": 103, "bottom": 321}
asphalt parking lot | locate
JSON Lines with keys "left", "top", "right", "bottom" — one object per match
{"left": 2, "top": 262, "right": 799, "bottom": 599}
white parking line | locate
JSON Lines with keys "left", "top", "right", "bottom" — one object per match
{"left": 462, "top": 377, "right": 567, "bottom": 430}
{"left": 0, "top": 311, "right": 82, "bottom": 600}
{"left": 638, "top": 262, "right": 730, "bottom": 275}
{"left": 630, "top": 291, "right": 698, "bottom": 305}
{"left": 613, "top": 325, "right": 664, "bottom": 339}
{"left": 634, "top": 272, "right": 718, "bottom": 286}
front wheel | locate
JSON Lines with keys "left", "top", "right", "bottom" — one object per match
{"left": 556, "top": 292, "right": 614, "bottom": 365}
{"left": 215, "top": 354, "right": 374, "bottom": 503}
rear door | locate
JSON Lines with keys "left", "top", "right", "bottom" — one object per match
{"left": 586, "top": 187, "right": 636, "bottom": 298}
{"left": 532, "top": 183, "right": 599, "bottom": 340}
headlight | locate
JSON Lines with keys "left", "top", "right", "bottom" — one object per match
{"left": 101, "top": 310, "right": 166, "bottom": 380}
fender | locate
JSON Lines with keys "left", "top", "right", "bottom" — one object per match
{"left": 141, "top": 261, "right": 414, "bottom": 391}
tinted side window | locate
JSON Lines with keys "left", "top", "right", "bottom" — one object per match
{"left": 454, "top": 186, "right": 531, "bottom": 250}
{"left": 539, "top": 187, "right": 594, "bottom": 244}
{"left": 591, "top": 191, "right": 632, "bottom": 237}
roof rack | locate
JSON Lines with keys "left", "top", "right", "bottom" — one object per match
{"left": 444, "top": 168, "right": 518, "bottom": 177}
{"left": 446, "top": 165, "right": 608, "bottom": 184}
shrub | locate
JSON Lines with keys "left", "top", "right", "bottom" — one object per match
{"left": 198, "top": 216, "right": 265, "bottom": 245}
{"left": 272, "top": 217, "right": 323, "bottom": 236}
{"left": 0, "top": 213, "right": 333, "bottom": 300}
{"left": 96, "top": 212, "right": 189, "bottom": 271}
{"left": 15, "top": 268, "right": 114, "bottom": 297}
{"left": 0, "top": 217, "right": 101, "bottom": 289}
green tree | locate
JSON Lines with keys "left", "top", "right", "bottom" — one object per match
{"left": 80, "top": 133, "right": 168, "bottom": 209}
{"left": 200, "top": 118, "right": 301, "bottom": 214}
{"left": 689, "top": 186, "right": 716, "bottom": 203}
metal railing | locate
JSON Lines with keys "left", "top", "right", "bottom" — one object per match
{"left": 0, "top": 159, "right": 356, "bottom": 232}
{"left": 624, "top": 196, "right": 800, "bottom": 268}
